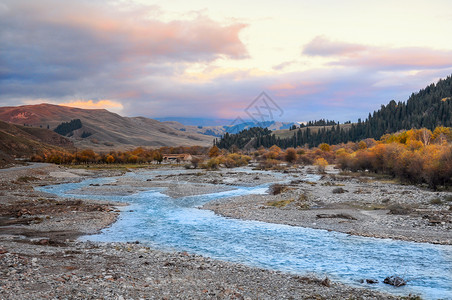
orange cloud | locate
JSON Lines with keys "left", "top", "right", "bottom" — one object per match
{"left": 61, "top": 100, "right": 123, "bottom": 111}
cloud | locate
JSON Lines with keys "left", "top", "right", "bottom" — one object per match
{"left": 303, "top": 36, "right": 452, "bottom": 70}
{"left": 336, "top": 47, "right": 452, "bottom": 70}
{"left": 303, "top": 36, "right": 367, "bottom": 57}
{"left": 0, "top": 0, "right": 248, "bottom": 102}
{"left": 1, "top": 2, "right": 452, "bottom": 125}
{"left": 60, "top": 100, "right": 123, "bottom": 111}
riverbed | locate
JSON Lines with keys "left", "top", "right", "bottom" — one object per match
{"left": 37, "top": 168, "right": 452, "bottom": 299}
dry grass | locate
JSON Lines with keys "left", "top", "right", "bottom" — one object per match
{"left": 266, "top": 199, "right": 294, "bottom": 208}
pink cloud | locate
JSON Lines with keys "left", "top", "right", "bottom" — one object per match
{"left": 4, "top": 0, "right": 248, "bottom": 62}
{"left": 337, "top": 47, "right": 452, "bottom": 69}
{"left": 303, "top": 36, "right": 452, "bottom": 70}
{"left": 268, "top": 80, "right": 325, "bottom": 98}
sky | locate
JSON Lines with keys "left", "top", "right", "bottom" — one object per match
{"left": 1, "top": 0, "right": 452, "bottom": 124}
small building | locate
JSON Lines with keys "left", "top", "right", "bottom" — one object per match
{"left": 162, "top": 154, "right": 193, "bottom": 163}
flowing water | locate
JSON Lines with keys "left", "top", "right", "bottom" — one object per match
{"left": 38, "top": 170, "right": 452, "bottom": 299}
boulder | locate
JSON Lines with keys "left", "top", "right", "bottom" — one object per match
{"left": 383, "top": 275, "right": 406, "bottom": 287}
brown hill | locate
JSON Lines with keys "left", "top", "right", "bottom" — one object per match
{"left": 0, "top": 104, "right": 214, "bottom": 150}
{"left": 0, "top": 120, "right": 74, "bottom": 167}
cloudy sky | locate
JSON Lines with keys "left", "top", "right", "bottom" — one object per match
{"left": 1, "top": 0, "right": 452, "bottom": 123}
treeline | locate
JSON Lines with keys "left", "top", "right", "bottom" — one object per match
{"left": 30, "top": 146, "right": 209, "bottom": 165}
{"left": 54, "top": 119, "right": 82, "bottom": 136}
{"left": 215, "top": 127, "right": 271, "bottom": 149}
{"left": 337, "top": 127, "right": 452, "bottom": 189}
{"left": 289, "top": 119, "right": 338, "bottom": 130}
{"left": 217, "top": 124, "right": 348, "bottom": 149}
{"left": 28, "top": 126, "right": 452, "bottom": 189}
{"left": 217, "top": 74, "right": 452, "bottom": 149}
{"left": 216, "top": 126, "right": 452, "bottom": 190}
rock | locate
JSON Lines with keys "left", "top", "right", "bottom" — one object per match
{"left": 321, "top": 277, "right": 331, "bottom": 287}
{"left": 383, "top": 276, "right": 406, "bottom": 287}
{"left": 366, "top": 279, "right": 378, "bottom": 284}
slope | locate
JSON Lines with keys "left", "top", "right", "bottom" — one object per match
{"left": 0, "top": 120, "right": 74, "bottom": 166}
{"left": 0, "top": 104, "right": 214, "bottom": 150}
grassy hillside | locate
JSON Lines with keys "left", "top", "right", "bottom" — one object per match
{"left": 273, "top": 124, "right": 353, "bottom": 139}
{"left": 0, "top": 120, "right": 74, "bottom": 167}
{"left": 0, "top": 104, "right": 214, "bottom": 150}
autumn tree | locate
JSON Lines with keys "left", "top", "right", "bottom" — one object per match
{"left": 314, "top": 157, "right": 328, "bottom": 173}
{"left": 319, "top": 143, "right": 331, "bottom": 152}
{"left": 284, "top": 148, "right": 297, "bottom": 163}
{"left": 208, "top": 145, "right": 220, "bottom": 157}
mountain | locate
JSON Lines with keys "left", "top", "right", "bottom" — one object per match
{"left": 224, "top": 121, "right": 296, "bottom": 134}
{"left": 217, "top": 74, "right": 452, "bottom": 149}
{"left": 0, "top": 104, "right": 214, "bottom": 150}
{"left": 155, "top": 117, "right": 234, "bottom": 126}
{"left": 0, "top": 120, "right": 74, "bottom": 166}
{"left": 161, "top": 121, "right": 225, "bottom": 137}
{"left": 162, "top": 120, "right": 297, "bottom": 138}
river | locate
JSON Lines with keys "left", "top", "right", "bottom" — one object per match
{"left": 37, "top": 169, "right": 452, "bottom": 299}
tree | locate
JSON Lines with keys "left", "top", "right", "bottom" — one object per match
{"left": 358, "top": 141, "right": 367, "bottom": 149}
{"left": 319, "top": 143, "right": 331, "bottom": 152}
{"left": 284, "top": 148, "right": 297, "bottom": 163}
{"left": 419, "top": 128, "right": 432, "bottom": 146}
{"left": 208, "top": 145, "right": 220, "bottom": 157}
{"left": 106, "top": 155, "right": 115, "bottom": 164}
{"left": 314, "top": 157, "right": 328, "bottom": 173}
{"left": 432, "top": 126, "right": 452, "bottom": 144}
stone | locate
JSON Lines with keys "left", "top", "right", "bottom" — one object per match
{"left": 366, "top": 279, "right": 378, "bottom": 284}
{"left": 383, "top": 276, "right": 406, "bottom": 287}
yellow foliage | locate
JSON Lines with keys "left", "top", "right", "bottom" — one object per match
{"left": 319, "top": 143, "right": 331, "bottom": 152}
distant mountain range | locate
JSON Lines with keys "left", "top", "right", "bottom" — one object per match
{"left": 155, "top": 117, "right": 234, "bottom": 127}
{"left": 162, "top": 120, "right": 296, "bottom": 138}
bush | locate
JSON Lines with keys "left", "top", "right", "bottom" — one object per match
{"left": 206, "top": 158, "right": 220, "bottom": 170}
{"left": 190, "top": 157, "right": 203, "bottom": 169}
{"left": 314, "top": 157, "right": 328, "bottom": 173}
{"left": 285, "top": 148, "right": 297, "bottom": 163}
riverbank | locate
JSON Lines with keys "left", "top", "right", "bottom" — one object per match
{"left": 0, "top": 163, "right": 399, "bottom": 299}
{"left": 203, "top": 165, "right": 452, "bottom": 245}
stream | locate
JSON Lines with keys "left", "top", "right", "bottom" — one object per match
{"left": 37, "top": 170, "right": 452, "bottom": 299}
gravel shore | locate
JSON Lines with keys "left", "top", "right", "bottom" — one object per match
{"left": 203, "top": 166, "right": 452, "bottom": 245}
{"left": 0, "top": 163, "right": 434, "bottom": 299}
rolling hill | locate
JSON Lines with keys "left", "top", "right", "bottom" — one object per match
{"left": 0, "top": 104, "right": 215, "bottom": 150}
{"left": 0, "top": 120, "right": 74, "bottom": 166}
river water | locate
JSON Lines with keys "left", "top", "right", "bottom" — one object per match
{"left": 37, "top": 170, "right": 452, "bottom": 299}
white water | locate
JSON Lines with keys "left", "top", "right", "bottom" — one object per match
{"left": 38, "top": 170, "right": 452, "bottom": 299}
